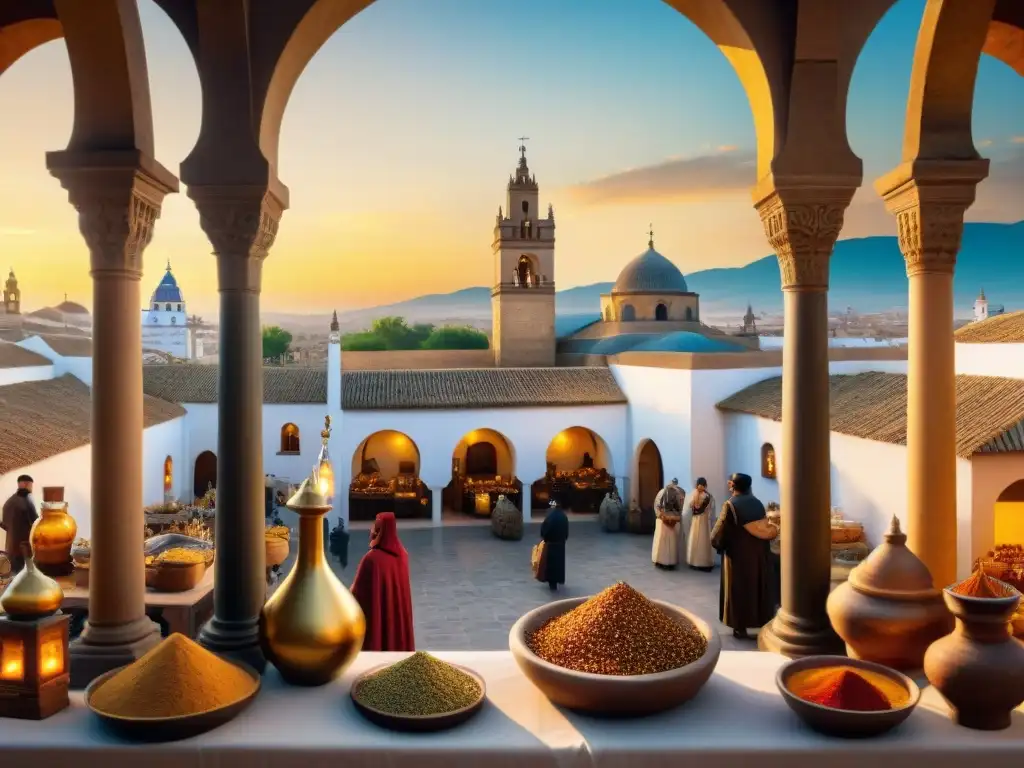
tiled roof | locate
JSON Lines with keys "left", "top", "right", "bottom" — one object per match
{"left": 143, "top": 364, "right": 328, "bottom": 404}
{"left": 141, "top": 364, "right": 627, "bottom": 410}
{"left": 341, "top": 367, "right": 627, "bottom": 410}
{"left": 0, "top": 375, "right": 186, "bottom": 475}
{"left": 716, "top": 371, "right": 1024, "bottom": 458}
{"left": 0, "top": 342, "right": 51, "bottom": 369}
{"left": 36, "top": 335, "right": 93, "bottom": 357}
{"left": 954, "top": 311, "right": 1024, "bottom": 343}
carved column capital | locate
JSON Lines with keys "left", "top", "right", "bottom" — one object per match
{"left": 754, "top": 186, "right": 855, "bottom": 291}
{"left": 189, "top": 186, "right": 285, "bottom": 292}
{"left": 875, "top": 161, "right": 989, "bottom": 278}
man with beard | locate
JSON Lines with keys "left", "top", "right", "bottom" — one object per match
{"left": 2, "top": 475, "right": 37, "bottom": 573}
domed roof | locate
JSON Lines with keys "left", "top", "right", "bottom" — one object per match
{"left": 631, "top": 331, "right": 745, "bottom": 353}
{"left": 55, "top": 300, "right": 88, "bottom": 315}
{"left": 613, "top": 239, "right": 689, "bottom": 294}
{"left": 152, "top": 262, "right": 184, "bottom": 304}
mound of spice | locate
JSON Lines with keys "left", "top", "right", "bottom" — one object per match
{"left": 353, "top": 652, "right": 482, "bottom": 716}
{"left": 788, "top": 665, "right": 906, "bottom": 712}
{"left": 950, "top": 569, "right": 1016, "bottom": 598}
{"left": 527, "top": 582, "right": 707, "bottom": 676}
{"left": 90, "top": 633, "right": 257, "bottom": 718}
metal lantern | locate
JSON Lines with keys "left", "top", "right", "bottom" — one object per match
{"left": 316, "top": 415, "right": 335, "bottom": 499}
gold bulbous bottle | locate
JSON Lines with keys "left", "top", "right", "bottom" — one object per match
{"left": 1, "top": 544, "right": 64, "bottom": 618}
{"left": 259, "top": 477, "right": 365, "bottom": 686}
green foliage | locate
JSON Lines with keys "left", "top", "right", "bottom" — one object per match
{"left": 340, "top": 316, "right": 489, "bottom": 352}
{"left": 262, "top": 325, "right": 293, "bottom": 359}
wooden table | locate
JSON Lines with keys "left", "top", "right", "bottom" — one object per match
{"left": 57, "top": 567, "right": 214, "bottom": 639}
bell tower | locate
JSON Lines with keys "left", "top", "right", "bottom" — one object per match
{"left": 4, "top": 268, "right": 20, "bottom": 314}
{"left": 491, "top": 139, "right": 556, "bottom": 367}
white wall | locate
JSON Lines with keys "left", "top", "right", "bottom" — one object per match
{"left": 759, "top": 337, "right": 908, "bottom": 349}
{"left": 143, "top": 418, "right": 187, "bottom": 507}
{"left": 956, "top": 342, "right": 1024, "bottom": 380}
{"left": 0, "top": 364, "right": 53, "bottom": 386}
{"left": 16, "top": 337, "right": 92, "bottom": 385}
{"left": 141, "top": 320, "right": 190, "bottom": 359}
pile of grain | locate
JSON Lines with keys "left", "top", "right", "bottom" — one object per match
{"left": 527, "top": 582, "right": 707, "bottom": 676}
{"left": 90, "top": 633, "right": 256, "bottom": 718}
{"left": 353, "top": 652, "right": 481, "bottom": 716}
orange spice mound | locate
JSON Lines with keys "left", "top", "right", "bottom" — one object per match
{"left": 90, "top": 633, "right": 257, "bottom": 718}
{"left": 950, "top": 569, "right": 1015, "bottom": 598}
{"left": 788, "top": 666, "right": 895, "bottom": 712}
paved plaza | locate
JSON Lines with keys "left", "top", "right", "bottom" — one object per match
{"left": 322, "top": 518, "right": 751, "bottom": 652}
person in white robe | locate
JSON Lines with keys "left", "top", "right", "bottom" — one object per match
{"left": 651, "top": 479, "right": 684, "bottom": 569}
{"left": 685, "top": 477, "right": 716, "bottom": 571}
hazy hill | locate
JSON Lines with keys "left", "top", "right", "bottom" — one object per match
{"left": 327, "top": 222, "right": 1022, "bottom": 326}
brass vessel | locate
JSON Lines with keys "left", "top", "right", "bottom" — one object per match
{"left": 827, "top": 516, "right": 952, "bottom": 670}
{"left": 29, "top": 487, "right": 77, "bottom": 571}
{"left": 0, "top": 544, "right": 64, "bottom": 618}
{"left": 259, "top": 473, "right": 365, "bottom": 686}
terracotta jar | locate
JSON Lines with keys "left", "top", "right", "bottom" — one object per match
{"left": 924, "top": 585, "right": 1024, "bottom": 730}
{"left": 826, "top": 516, "right": 951, "bottom": 671}
{"left": 28, "top": 487, "right": 77, "bottom": 572}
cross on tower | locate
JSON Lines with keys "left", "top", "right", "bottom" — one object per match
{"left": 518, "top": 136, "right": 529, "bottom": 158}
{"left": 648, "top": 224, "right": 655, "bottom": 248}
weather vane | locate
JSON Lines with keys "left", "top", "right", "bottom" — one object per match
{"left": 518, "top": 136, "right": 529, "bottom": 157}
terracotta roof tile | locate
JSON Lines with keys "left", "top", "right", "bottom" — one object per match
{"left": 36, "top": 335, "right": 93, "bottom": 357}
{"left": 716, "top": 371, "right": 1024, "bottom": 458}
{"left": 142, "top": 364, "right": 328, "bottom": 404}
{"left": 954, "top": 311, "right": 1024, "bottom": 343}
{"left": 0, "top": 374, "right": 185, "bottom": 475}
{"left": 0, "top": 342, "right": 52, "bottom": 369}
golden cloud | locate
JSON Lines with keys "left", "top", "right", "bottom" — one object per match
{"left": 1011, "top": 136, "right": 1024, "bottom": 144}
{"left": 562, "top": 149, "right": 756, "bottom": 206}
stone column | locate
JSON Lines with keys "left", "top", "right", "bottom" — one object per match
{"left": 190, "top": 186, "right": 283, "bottom": 672}
{"left": 876, "top": 160, "right": 988, "bottom": 588}
{"left": 47, "top": 151, "right": 178, "bottom": 687}
{"left": 755, "top": 185, "right": 853, "bottom": 657}
{"left": 431, "top": 486, "right": 444, "bottom": 526}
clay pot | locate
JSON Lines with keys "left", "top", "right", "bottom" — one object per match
{"left": 924, "top": 585, "right": 1024, "bottom": 730}
{"left": 265, "top": 535, "right": 290, "bottom": 567}
{"left": 826, "top": 516, "right": 951, "bottom": 671}
{"left": 146, "top": 561, "right": 205, "bottom": 593}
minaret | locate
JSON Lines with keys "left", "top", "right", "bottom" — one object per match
{"left": 491, "top": 139, "right": 556, "bottom": 367}
{"left": 974, "top": 288, "right": 988, "bottom": 323}
{"left": 4, "top": 268, "right": 20, "bottom": 314}
{"left": 327, "top": 310, "right": 342, "bottom": 413}
{"left": 742, "top": 303, "right": 757, "bottom": 334}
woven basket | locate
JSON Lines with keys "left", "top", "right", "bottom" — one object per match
{"left": 830, "top": 523, "right": 864, "bottom": 545}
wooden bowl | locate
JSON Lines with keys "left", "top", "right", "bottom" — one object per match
{"left": 350, "top": 663, "right": 486, "bottom": 732}
{"left": 85, "top": 660, "right": 260, "bottom": 742}
{"left": 776, "top": 655, "right": 921, "bottom": 738}
{"left": 146, "top": 561, "right": 205, "bottom": 593}
{"left": 508, "top": 597, "right": 721, "bottom": 716}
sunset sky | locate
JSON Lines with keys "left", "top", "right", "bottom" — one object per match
{"left": 0, "top": 0, "right": 1022, "bottom": 315}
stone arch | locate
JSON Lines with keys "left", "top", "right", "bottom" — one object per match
{"left": 193, "top": 450, "right": 217, "bottom": 499}
{"left": 259, "top": 0, "right": 781, "bottom": 178}
{"left": 349, "top": 429, "right": 429, "bottom": 521}
{"left": 634, "top": 438, "right": 664, "bottom": 513}
{"left": 621, "top": 304, "right": 636, "bottom": 322}
{"left": 351, "top": 429, "right": 421, "bottom": 478}
{"left": 994, "top": 478, "right": 1024, "bottom": 547}
{"left": 516, "top": 254, "right": 538, "bottom": 286}
{"left": 280, "top": 422, "right": 300, "bottom": 453}
{"left": 0, "top": 6, "right": 61, "bottom": 78}
{"left": 655, "top": 303, "right": 668, "bottom": 321}
{"left": 760, "top": 442, "right": 777, "bottom": 479}
{"left": 984, "top": 1, "right": 1024, "bottom": 77}
{"left": 447, "top": 428, "right": 521, "bottom": 515}
{"left": 537, "top": 426, "right": 616, "bottom": 513}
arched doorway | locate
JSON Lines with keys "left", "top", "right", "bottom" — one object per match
{"left": 995, "top": 480, "right": 1024, "bottom": 547}
{"left": 516, "top": 255, "right": 535, "bottom": 287}
{"left": 193, "top": 451, "right": 217, "bottom": 500}
{"left": 621, "top": 304, "right": 636, "bottom": 322}
{"left": 446, "top": 428, "right": 521, "bottom": 516}
{"left": 349, "top": 430, "right": 430, "bottom": 521}
{"left": 534, "top": 426, "right": 615, "bottom": 513}
{"left": 655, "top": 303, "right": 668, "bottom": 321}
{"left": 636, "top": 439, "right": 664, "bottom": 513}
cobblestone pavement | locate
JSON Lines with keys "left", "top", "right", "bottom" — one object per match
{"left": 321, "top": 519, "right": 751, "bottom": 652}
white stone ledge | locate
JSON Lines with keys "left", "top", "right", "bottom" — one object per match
{"left": 1, "top": 651, "right": 1022, "bottom": 768}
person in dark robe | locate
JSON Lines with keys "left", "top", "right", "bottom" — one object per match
{"left": 1, "top": 475, "right": 37, "bottom": 574}
{"left": 350, "top": 512, "right": 415, "bottom": 651}
{"left": 710, "top": 472, "right": 776, "bottom": 639}
{"left": 540, "top": 500, "right": 569, "bottom": 591}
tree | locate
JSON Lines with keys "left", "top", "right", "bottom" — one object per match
{"left": 421, "top": 325, "right": 490, "bottom": 350}
{"left": 262, "top": 325, "right": 293, "bottom": 360}
{"left": 341, "top": 331, "right": 387, "bottom": 351}
{"left": 369, "top": 316, "right": 420, "bottom": 350}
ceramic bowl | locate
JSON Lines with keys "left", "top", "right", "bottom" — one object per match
{"left": 776, "top": 655, "right": 921, "bottom": 738}
{"left": 508, "top": 596, "right": 721, "bottom": 717}
{"left": 351, "top": 663, "right": 486, "bottom": 732}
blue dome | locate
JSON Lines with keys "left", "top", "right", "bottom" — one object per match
{"left": 152, "top": 265, "right": 184, "bottom": 304}
{"left": 631, "top": 331, "right": 744, "bottom": 353}
{"left": 613, "top": 245, "right": 689, "bottom": 294}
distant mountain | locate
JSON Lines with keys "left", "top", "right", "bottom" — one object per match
{"left": 337, "top": 221, "right": 1024, "bottom": 325}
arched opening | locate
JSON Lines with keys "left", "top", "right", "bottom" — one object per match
{"left": 516, "top": 255, "right": 535, "bottom": 287}
{"left": 349, "top": 430, "right": 430, "bottom": 521}
{"left": 280, "top": 422, "right": 300, "bottom": 454}
{"left": 685, "top": 307, "right": 694, "bottom": 321}
{"left": 621, "top": 304, "right": 636, "bottom": 322}
{"left": 986, "top": 479, "right": 1024, "bottom": 593}
{"left": 636, "top": 439, "right": 664, "bottom": 514}
{"left": 193, "top": 451, "right": 217, "bottom": 500}
{"left": 163, "top": 455, "right": 173, "bottom": 496}
{"left": 655, "top": 303, "right": 668, "bottom": 321}
{"left": 533, "top": 426, "right": 615, "bottom": 514}
{"left": 445, "top": 428, "right": 521, "bottom": 517}
{"left": 761, "top": 443, "right": 777, "bottom": 479}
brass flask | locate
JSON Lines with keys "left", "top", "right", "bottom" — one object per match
{"left": 259, "top": 478, "right": 365, "bottom": 685}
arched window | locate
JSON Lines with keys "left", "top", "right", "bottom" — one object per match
{"left": 177, "top": 303, "right": 182, "bottom": 311}
{"left": 685, "top": 307, "right": 694, "bottom": 321}
{"left": 621, "top": 304, "right": 636, "bottom": 322}
{"left": 517, "top": 256, "right": 534, "bottom": 287}
{"left": 655, "top": 303, "right": 668, "bottom": 321}
{"left": 163, "top": 456, "right": 173, "bottom": 494}
{"left": 604, "top": 307, "right": 613, "bottom": 322}
{"left": 153, "top": 303, "right": 159, "bottom": 311}
{"left": 280, "top": 423, "right": 300, "bottom": 453}
{"left": 761, "top": 443, "right": 777, "bottom": 479}
{"left": 165, "top": 303, "right": 172, "bottom": 311}
{"left": 522, "top": 200, "right": 529, "bottom": 215}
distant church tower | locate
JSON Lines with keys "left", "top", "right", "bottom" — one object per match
{"left": 3, "top": 268, "right": 20, "bottom": 314}
{"left": 491, "top": 139, "right": 556, "bottom": 367}
{"left": 974, "top": 288, "right": 989, "bottom": 322}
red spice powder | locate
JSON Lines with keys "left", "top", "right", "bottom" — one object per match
{"left": 795, "top": 668, "right": 891, "bottom": 712}
{"left": 950, "top": 570, "right": 1014, "bottom": 598}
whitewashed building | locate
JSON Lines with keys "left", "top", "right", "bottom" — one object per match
{"left": 141, "top": 262, "right": 199, "bottom": 360}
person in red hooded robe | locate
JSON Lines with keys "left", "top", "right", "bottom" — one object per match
{"left": 350, "top": 512, "right": 415, "bottom": 651}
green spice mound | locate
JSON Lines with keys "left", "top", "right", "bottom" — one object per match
{"left": 353, "top": 652, "right": 482, "bottom": 716}
{"left": 527, "top": 582, "right": 708, "bottom": 676}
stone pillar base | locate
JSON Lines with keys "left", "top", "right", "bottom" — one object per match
{"left": 757, "top": 610, "right": 844, "bottom": 658}
{"left": 199, "top": 616, "right": 266, "bottom": 674}
{"left": 69, "top": 617, "right": 162, "bottom": 689}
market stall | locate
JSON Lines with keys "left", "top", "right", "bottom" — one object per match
{"left": 349, "top": 459, "right": 430, "bottom": 521}
{"left": 532, "top": 427, "right": 616, "bottom": 513}
{"left": 445, "top": 429, "right": 523, "bottom": 516}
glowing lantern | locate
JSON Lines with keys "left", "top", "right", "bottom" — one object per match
{"left": 0, "top": 615, "right": 71, "bottom": 719}
{"left": 316, "top": 415, "right": 335, "bottom": 498}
